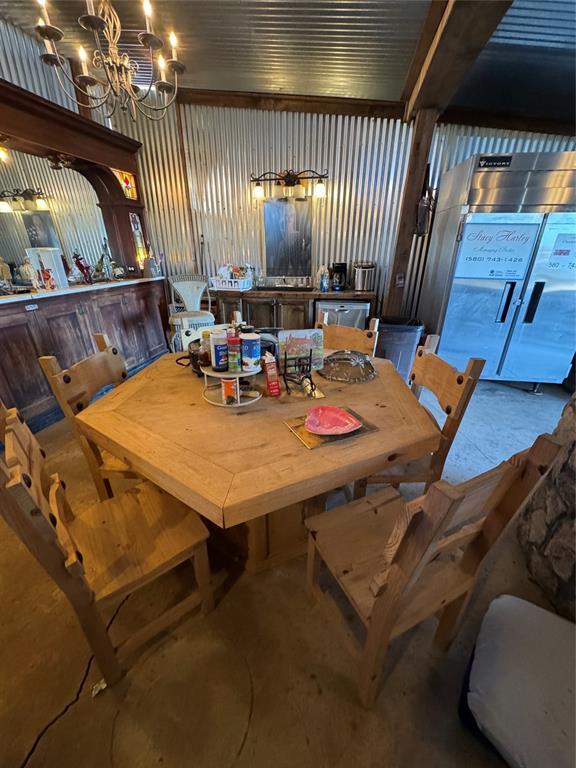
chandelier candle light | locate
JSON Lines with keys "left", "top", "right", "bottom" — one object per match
{"left": 34, "top": 0, "right": 185, "bottom": 121}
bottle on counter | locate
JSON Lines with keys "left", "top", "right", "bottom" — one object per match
{"left": 228, "top": 335, "right": 242, "bottom": 373}
{"left": 240, "top": 332, "right": 261, "bottom": 373}
{"left": 210, "top": 330, "right": 228, "bottom": 372}
{"left": 198, "top": 330, "right": 211, "bottom": 367}
{"left": 317, "top": 265, "right": 330, "bottom": 293}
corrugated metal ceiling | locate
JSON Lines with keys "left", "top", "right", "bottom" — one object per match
{"left": 491, "top": 0, "right": 575, "bottom": 49}
{"left": 0, "top": 0, "right": 431, "bottom": 100}
{"left": 454, "top": 0, "right": 576, "bottom": 121}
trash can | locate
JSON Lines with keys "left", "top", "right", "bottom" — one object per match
{"left": 375, "top": 318, "right": 424, "bottom": 382}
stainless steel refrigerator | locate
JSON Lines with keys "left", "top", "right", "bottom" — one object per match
{"left": 419, "top": 152, "right": 576, "bottom": 383}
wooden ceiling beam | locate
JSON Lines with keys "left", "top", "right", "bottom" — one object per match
{"left": 177, "top": 88, "right": 405, "bottom": 120}
{"left": 0, "top": 78, "right": 141, "bottom": 172}
{"left": 404, "top": 0, "right": 512, "bottom": 121}
{"left": 401, "top": 0, "right": 449, "bottom": 103}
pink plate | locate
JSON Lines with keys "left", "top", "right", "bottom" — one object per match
{"left": 305, "top": 406, "right": 363, "bottom": 436}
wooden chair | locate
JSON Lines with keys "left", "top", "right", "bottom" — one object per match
{"left": 316, "top": 318, "right": 379, "bottom": 356}
{"left": 0, "top": 397, "right": 8, "bottom": 442}
{"left": 0, "top": 407, "right": 218, "bottom": 687}
{"left": 353, "top": 347, "right": 485, "bottom": 497}
{"left": 39, "top": 333, "right": 137, "bottom": 501}
{"left": 306, "top": 434, "right": 561, "bottom": 708}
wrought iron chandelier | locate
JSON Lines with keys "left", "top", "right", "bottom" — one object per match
{"left": 250, "top": 169, "right": 328, "bottom": 200}
{"left": 34, "top": 0, "right": 185, "bottom": 122}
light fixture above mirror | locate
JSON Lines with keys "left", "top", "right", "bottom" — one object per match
{"left": 250, "top": 169, "right": 328, "bottom": 200}
{"left": 0, "top": 188, "right": 49, "bottom": 213}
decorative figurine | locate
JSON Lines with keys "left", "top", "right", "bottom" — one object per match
{"left": 19, "top": 256, "right": 40, "bottom": 290}
{"left": 0, "top": 256, "right": 12, "bottom": 285}
{"left": 38, "top": 256, "right": 56, "bottom": 290}
{"left": 73, "top": 250, "right": 93, "bottom": 284}
{"left": 143, "top": 242, "right": 161, "bottom": 277}
{"left": 110, "top": 261, "right": 125, "bottom": 279}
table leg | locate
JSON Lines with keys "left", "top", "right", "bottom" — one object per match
{"left": 244, "top": 492, "right": 329, "bottom": 574}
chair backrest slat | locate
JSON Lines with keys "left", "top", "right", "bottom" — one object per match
{"left": 409, "top": 347, "right": 484, "bottom": 419}
{"left": 169, "top": 277, "right": 208, "bottom": 312}
{"left": 459, "top": 434, "right": 562, "bottom": 575}
{"left": 409, "top": 348, "right": 484, "bottom": 479}
{"left": 39, "top": 333, "right": 127, "bottom": 420}
{"left": 371, "top": 434, "right": 561, "bottom": 619}
{"left": 315, "top": 319, "right": 379, "bottom": 356}
{"left": 0, "top": 410, "right": 90, "bottom": 597}
{"left": 0, "top": 398, "right": 9, "bottom": 442}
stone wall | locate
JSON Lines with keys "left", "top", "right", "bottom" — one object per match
{"left": 517, "top": 394, "right": 575, "bottom": 621}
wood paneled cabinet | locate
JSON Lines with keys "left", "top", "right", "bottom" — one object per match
{"left": 242, "top": 296, "right": 277, "bottom": 328}
{"left": 275, "top": 297, "right": 314, "bottom": 329}
{"left": 218, "top": 294, "right": 314, "bottom": 330}
{"left": 0, "top": 280, "right": 167, "bottom": 427}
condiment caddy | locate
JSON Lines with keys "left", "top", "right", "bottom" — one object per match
{"left": 200, "top": 324, "right": 263, "bottom": 407}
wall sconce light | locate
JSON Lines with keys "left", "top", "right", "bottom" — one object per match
{"left": 0, "top": 146, "right": 8, "bottom": 164}
{"left": 250, "top": 168, "right": 328, "bottom": 200}
{"left": 0, "top": 188, "right": 48, "bottom": 212}
{"left": 252, "top": 182, "right": 265, "bottom": 200}
{"left": 293, "top": 182, "right": 306, "bottom": 199}
{"left": 313, "top": 180, "right": 326, "bottom": 198}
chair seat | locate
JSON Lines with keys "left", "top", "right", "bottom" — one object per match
{"left": 307, "top": 487, "right": 472, "bottom": 627}
{"left": 306, "top": 487, "right": 405, "bottom": 621}
{"left": 70, "top": 481, "right": 208, "bottom": 605}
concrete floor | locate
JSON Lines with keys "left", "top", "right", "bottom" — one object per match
{"left": 0, "top": 381, "right": 568, "bottom": 768}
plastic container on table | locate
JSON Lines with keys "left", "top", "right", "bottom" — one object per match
{"left": 375, "top": 317, "right": 424, "bottom": 382}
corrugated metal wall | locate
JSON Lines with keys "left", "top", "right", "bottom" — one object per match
{"left": 113, "top": 102, "right": 576, "bottom": 307}
{"left": 402, "top": 122, "right": 576, "bottom": 316}
{"left": 113, "top": 96, "right": 198, "bottom": 276}
{"left": 428, "top": 122, "right": 576, "bottom": 187}
{"left": 0, "top": 151, "right": 107, "bottom": 266}
{"left": 0, "top": 17, "right": 74, "bottom": 110}
{"left": 115, "top": 103, "right": 414, "bottom": 299}
{"left": 0, "top": 18, "right": 109, "bottom": 122}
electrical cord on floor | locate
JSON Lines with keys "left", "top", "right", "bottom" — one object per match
{"left": 18, "top": 596, "right": 130, "bottom": 768}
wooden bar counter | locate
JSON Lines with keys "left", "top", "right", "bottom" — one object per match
{"left": 0, "top": 277, "right": 167, "bottom": 429}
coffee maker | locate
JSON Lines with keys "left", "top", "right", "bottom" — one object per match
{"left": 331, "top": 262, "right": 347, "bottom": 291}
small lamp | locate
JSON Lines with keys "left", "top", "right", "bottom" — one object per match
{"left": 293, "top": 182, "right": 306, "bottom": 199}
{"left": 0, "top": 146, "right": 8, "bottom": 164}
{"left": 313, "top": 180, "right": 326, "bottom": 198}
{"left": 272, "top": 182, "right": 283, "bottom": 199}
{"left": 0, "top": 201, "right": 12, "bottom": 213}
{"left": 36, "top": 198, "right": 49, "bottom": 210}
{"left": 252, "top": 182, "right": 265, "bottom": 200}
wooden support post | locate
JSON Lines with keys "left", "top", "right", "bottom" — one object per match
{"left": 383, "top": 108, "right": 438, "bottom": 317}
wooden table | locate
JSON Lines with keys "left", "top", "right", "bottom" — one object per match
{"left": 76, "top": 354, "right": 442, "bottom": 572}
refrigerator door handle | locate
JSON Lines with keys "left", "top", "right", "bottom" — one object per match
{"left": 495, "top": 281, "right": 516, "bottom": 323}
{"left": 523, "top": 282, "right": 546, "bottom": 324}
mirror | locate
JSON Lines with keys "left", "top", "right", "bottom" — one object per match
{"left": 0, "top": 147, "right": 108, "bottom": 293}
